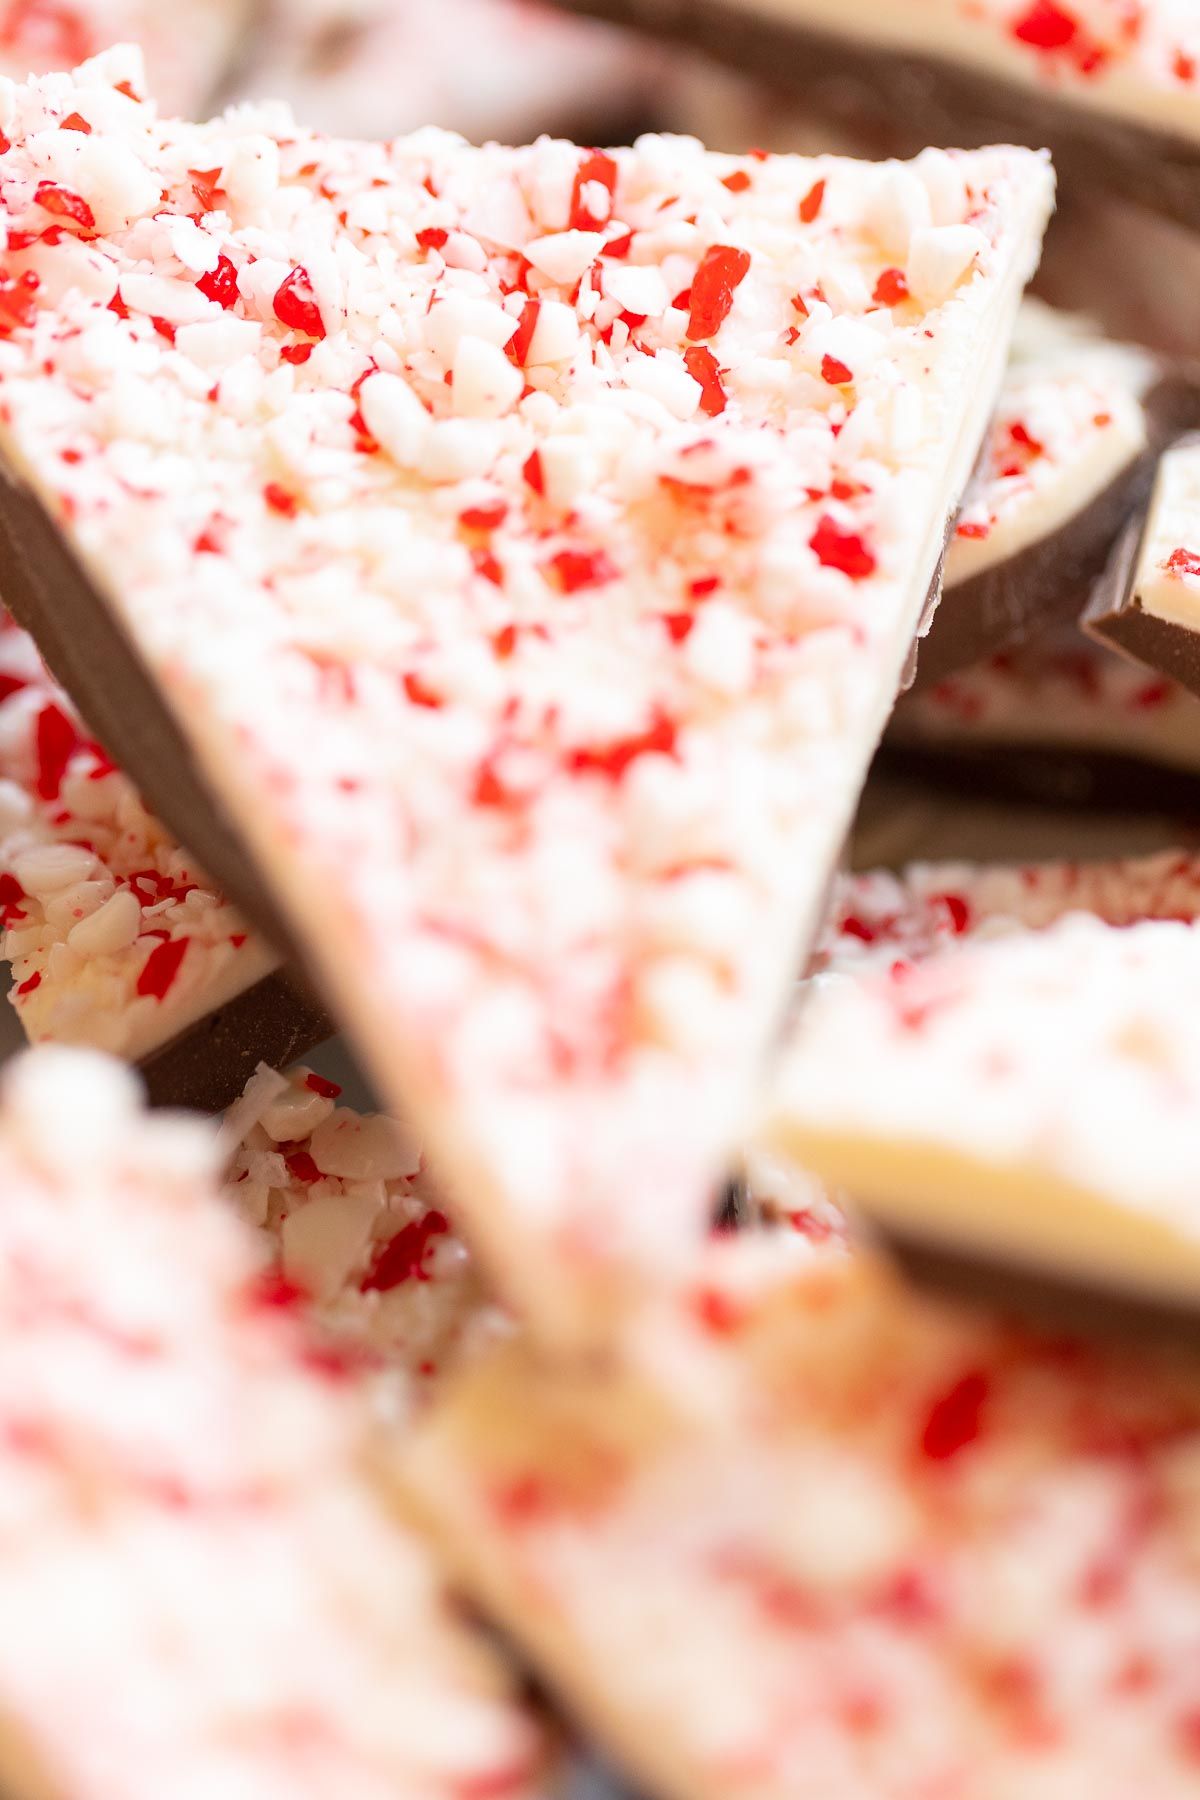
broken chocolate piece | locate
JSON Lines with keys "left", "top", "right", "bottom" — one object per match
{"left": 0, "top": 53, "right": 1051, "bottom": 1341}
{"left": 887, "top": 629, "right": 1200, "bottom": 815}
{"left": 542, "top": 0, "right": 1200, "bottom": 232}
{"left": 917, "top": 307, "right": 1187, "bottom": 685}
{"left": 407, "top": 1242, "right": 1200, "bottom": 1800}
{"left": 0, "top": 610, "right": 330, "bottom": 1110}
{"left": 1085, "top": 432, "right": 1200, "bottom": 700}
{"left": 766, "top": 914, "right": 1200, "bottom": 1318}
{"left": 0, "top": 1044, "right": 545, "bottom": 1800}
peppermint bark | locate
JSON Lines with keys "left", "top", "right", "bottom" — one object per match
{"left": 0, "top": 52, "right": 1051, "bottom": 1337}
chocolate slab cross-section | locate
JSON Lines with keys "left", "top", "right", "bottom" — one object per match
{"left": 886, "top": 626, "right": 1200, "bottom": 816}
{"left": 1085, "top": 433, "right": 1200, "bottom": 700}
{"left": 0, "top": 53, "right": 1051, "bottom": 1342}
{"left": 914, "top": 305, "right": 1200, "bottom": 687}
{"left": 543, "top": 0, "right": 1200, "bottom": 231}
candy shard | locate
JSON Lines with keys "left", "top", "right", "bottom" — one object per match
{"left": 0, "top": 611, "right": 329, "bottom": 1108}
{"left": 0, "top": 59, "right": 1051, "bottom": 1340}
{"left": 0, "top": 1044, "right": 543, "bottom": 1800}
{"left": 406, "top": 1242, "right": 1200, "bottom": 1800}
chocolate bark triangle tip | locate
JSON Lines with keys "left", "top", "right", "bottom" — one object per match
{"left": 0, "top": 51, "right": 1052, "bottom": 1342}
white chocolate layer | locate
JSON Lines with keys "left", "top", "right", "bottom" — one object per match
{"left": 0, "top": 1045, "right": 542, "bottom": 1800}
{"left": 408, "top": 1243, "right": 1200, "bottom": 1800}
{"left": 0, "top": 52, "right": 1051, "bottom": 1339}
{"left": 892, "top": 631, "right": 1200, "bottom": 774}
{"left": 945, "top": 304, "right": 1154, "bottom": 587}
{"left": 768, "top": 915, "right": 1200, "bottom": 1305}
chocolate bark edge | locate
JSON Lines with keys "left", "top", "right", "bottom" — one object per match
{"left": 138, "top": 964, "right": 334, "bottom": 1114}
{"left": 0, "top": 459, "right": 305, "bottom": 961}
{"left": 887, "top": 1229, "right": 1200, "bottom": 1355}
{"left": 875, "top": 738, "right": 1200, "bottom": 821}
{"left": 546, "top": 0, "right": 1200, "bottom": 233}
{"left": 1084, "top": 501, "right": 1200, "bottom": 703}
{"left": 915, "top": 370, "right": 1200, "bottom": 689}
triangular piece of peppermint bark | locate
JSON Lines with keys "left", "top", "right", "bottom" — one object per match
{"left": 0, "top": 51, "right": 1051, "bottom": 1338}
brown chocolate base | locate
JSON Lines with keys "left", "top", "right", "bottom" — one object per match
{"left": 138, "top": 965, "right": 334, "bottom": 1113}
{"left": 548, "top": 0, "right": 1200, "bottom": 232}
{"left": 0, "top": 464, "right": 302, "bottom": 960}
{"left": 889, "top": 1230, "right": 1200, "bottom": 1355}
{"left": 1084, "top": 506, "right": 1200, "bottom": 703}
{"left": 877, "top": 737, "right": 1200, "bottom": 821}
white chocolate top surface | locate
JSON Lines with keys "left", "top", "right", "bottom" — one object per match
{"left": 0, "top": 52, "right": 1050, "bottom": 1335}
{"left": 945, "top": 304, "right": 1154, "bottom": 587}
{"left": 408, "top": 1243, "right": 1200, "bottom": 1800}
{"left": 1130, "top": 434, "right": 1200, "bottom": 632}
{"left": 748, "top": 0, "right": 1200, "bottom": 145}
{"left": 0, "top": 611, "right": 277, "bottom": 1060}
{"left": 0, "top": 1045, "right": 542, "bottom": 1800}
{"left": 770, "top": 915, "right": 1200, "bottom": 1301}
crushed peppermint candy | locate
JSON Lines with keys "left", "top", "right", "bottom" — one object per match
{"left": 0, "top": 52, "right": 1051, "bottom": 1338}
{"left": 0, "top": 1044, "right": 543, "bottom": 1800}
{"left": 224, "top": 1063, "right": 509, "bottom": 1410}
{"left": 0, "top": 610, "right": 279, "bottom": 1061}
{"left": 407, "top": 1241, "right": 1200, "bottom": 1800}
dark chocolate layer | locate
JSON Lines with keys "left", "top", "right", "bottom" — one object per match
{"left": 889, "top": 1230, "right": 1200, "bottom": 1355}
{"left": 138, "top": 964, "right": 333, "bottom": 1114}
{"left": 877, "top": 737, "right": 1200, "bottom": 820}
{"left": 1084, "top": 508, "right": 1200, "bottom": 703}
{"left": 549, "top": 0, "right": 1200, "bottom": 231}
{"left": 0, "top": 463, "right": 304, "bottom": 960}
{"left": 918, "top": 372, "right": 1200, "bottom": 686}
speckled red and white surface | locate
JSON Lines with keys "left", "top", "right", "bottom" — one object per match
{"left": 0, "top": 49, "right": 1050, "bottom": 1337}
{"left": 945, "top": 303, "right": 1154, "bottom": 587}
{"left": 0, "top": 611, "right": 277, "bottom": 1058}
{"left": 408, "top": 1239, "right": 1200, "bottom": 1800}
{"left": 0, "top": 1044, "right": 544, "bottom": 1800}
